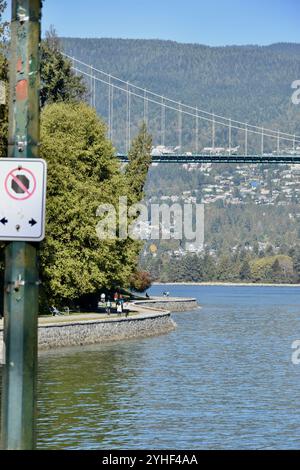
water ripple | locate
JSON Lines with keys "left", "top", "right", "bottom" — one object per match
{"left": 28, "top": 285, "right": 300, "bottom": 449}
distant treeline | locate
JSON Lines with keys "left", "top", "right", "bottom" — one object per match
{"left": 142, "top": 250, "right": 300, "bottom": 284}
{"left": 139, "top": 199, "right": 300, "bottom": 284}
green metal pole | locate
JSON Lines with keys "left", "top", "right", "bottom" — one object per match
{"left": 1, "top": 0, "right": 42, "bottom": 450}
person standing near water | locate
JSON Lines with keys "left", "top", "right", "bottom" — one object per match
{"left": 117, "top": 302, "right": 123, "bottom": 315}
{"left": 106, "top": 299, "right": 111, "bottom": 315}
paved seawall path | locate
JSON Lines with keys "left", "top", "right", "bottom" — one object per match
{"left": 0, "top": 297, "right": 198, "bottom": 360}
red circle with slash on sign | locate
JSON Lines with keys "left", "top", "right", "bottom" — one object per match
{"left": 4, "top": 167, "right": 37, "bottom": 201}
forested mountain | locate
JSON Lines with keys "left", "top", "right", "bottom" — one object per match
{"left": 60, "top": 37, "right": 300, "bottom": 152}
{"left": 59, "top": 37, "right": 300, "bottom": 283}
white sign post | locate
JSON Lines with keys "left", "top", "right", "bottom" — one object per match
{"left": 0, "top": 158, "right": 47, "bottom": 241}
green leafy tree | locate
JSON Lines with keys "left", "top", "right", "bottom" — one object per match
{"left": 39, "top": 102, "right": 141, "bottom": 307}
{"left": 250, "top": 255, "right": 294, "bottom": 283}
{"left": 40, "top": 26, "right": 86, "bottom": 107}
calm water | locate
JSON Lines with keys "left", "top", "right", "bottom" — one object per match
{"left": 3, "top": 285, "right": 300, "bottom": 449}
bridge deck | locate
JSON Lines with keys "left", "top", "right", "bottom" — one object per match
{"left": 118, "top": 154, "right": 300, "bottom": 164}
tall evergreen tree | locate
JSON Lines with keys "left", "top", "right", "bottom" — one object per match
{"left": 240, "top": 260, "right": 251, "bottom": 280}
{"left": 124, "top": 123, "right": 153, "bottom": 285}
{"left": 40, "top": 26, "right": 86, "bottom": 107}
{"left": 125, "top": 122, "right": 152, "bottom": 203}
{"left": 270, "top": 258, "right": 281, "bottom": 281}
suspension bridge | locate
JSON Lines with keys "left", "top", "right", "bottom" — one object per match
{"left": 65, "top": 53, "right": 300, "bottom": 164}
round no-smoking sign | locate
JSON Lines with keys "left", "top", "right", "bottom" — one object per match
{"left": 4, "top": 167, "right": 37, "bottom": 201}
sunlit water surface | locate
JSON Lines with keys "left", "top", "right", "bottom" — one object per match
{"left": 2, "top": 285, "right": 300, "bottom": 449}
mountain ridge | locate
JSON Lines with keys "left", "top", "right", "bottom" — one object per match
{"left": 60, "top": 37, "right": 300, "bottom": 150}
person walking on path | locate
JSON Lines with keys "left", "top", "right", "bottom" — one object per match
{"left": 117, "top": 302, "right": 123, "bottom": 315}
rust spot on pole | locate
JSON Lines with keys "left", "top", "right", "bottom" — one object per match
{"left": 16, "top": 79, "right": 28, "bottom": 101}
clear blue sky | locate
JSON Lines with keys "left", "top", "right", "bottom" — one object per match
{"left": 4, "top": 0, "right": 300, "bottom": 46}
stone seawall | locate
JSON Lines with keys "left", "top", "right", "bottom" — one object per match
{"left": 0, "top": 309, "right": 176, "bottom": 358}
{"left": 134, "top": 297, "right": 199, "bottom": 312}
{"left": 38, "top": 311, "right": 176, "bottom": 351}
{"left": 0, "top": 296, "right": 198, "bottom": 359}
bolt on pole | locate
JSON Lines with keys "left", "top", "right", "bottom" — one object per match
{"left": 1, "top": 0, "right": 42, "bottom": 450}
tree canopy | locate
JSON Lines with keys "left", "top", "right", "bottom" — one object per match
{"left": 0, "top": 6, "right": 153, "bottom": 307}
{"left": 125, "top": 121, "right": 152, "bottom": 203}
{"left": 40, "top": 27, "right": 86, "bottom": 107}
{"left": 39, "top": 102, "right": 144, "bottom": 306}
{"left": 130, "top": 271, "right": 152, "bottom": 292}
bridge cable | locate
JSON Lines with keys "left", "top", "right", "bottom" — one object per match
{"left": 161, "top": 96, "right": 166, "bottom": 146}
{"left": 178, "top": 102, "right": 182, "bottom": 150}
{"left": 108, "top": 74, "right": 111, "bottom": 138}
{"left": 144, "top": 89, "right": 148, "bottom": 127}
{"left": 229, "top": 118, "right": 232, "bottom": 155}
{"left": 212, "top": 113, "right": 215, "bottom": 150}
{"left": 70, "top": 63, "right": 300, "bottom": 147}
{"left": 64, "top": 53, "right": 300, "bottom": 142}
{"left": 195, "top": 106, "right": 199, "bottom": 154}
